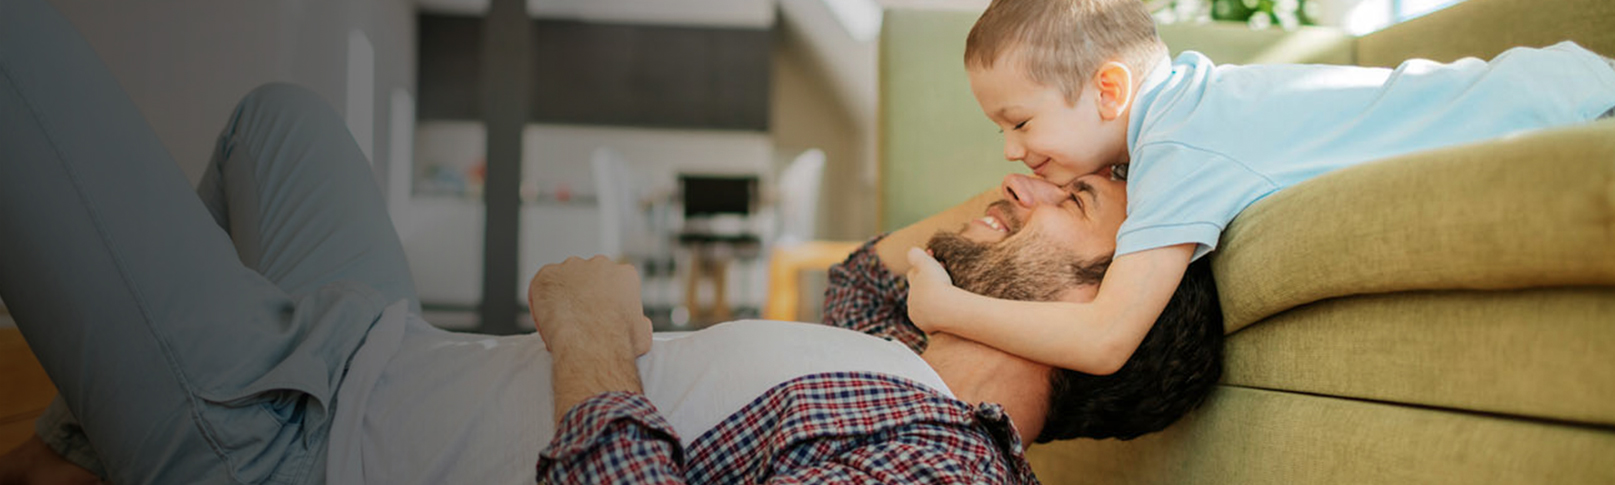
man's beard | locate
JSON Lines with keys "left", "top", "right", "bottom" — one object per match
{"left": 926, "top": 201, "right": 1110, "bottom": 302}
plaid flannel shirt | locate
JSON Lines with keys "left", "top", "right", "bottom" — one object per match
{"left": 536, "top": 235, "right": 1040, "bottom": 484}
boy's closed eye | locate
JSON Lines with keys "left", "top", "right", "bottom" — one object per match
{"left": 997, "top": 120, "right": 1029, "bottom": 134}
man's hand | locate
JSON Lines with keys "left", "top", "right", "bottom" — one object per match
{"left": 527, "top": 256, "right": 653, "bottom": 424}
{"left": 528, "top": 255, "right": 653, "bottom": 357}
{"left": 904, "top": 247, "right": 960, "bottom": 333}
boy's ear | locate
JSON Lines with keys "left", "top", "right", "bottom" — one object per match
{"left": 1092, "top": 61, "right": 1134, "bottom": 121}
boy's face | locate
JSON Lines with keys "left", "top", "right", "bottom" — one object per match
{"left": 968, "top": 55, "right": 1130, "bottom": 187}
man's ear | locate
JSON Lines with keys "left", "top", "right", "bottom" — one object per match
{"left": 1092, "top": 61, "right": 1134, "bottom": 121}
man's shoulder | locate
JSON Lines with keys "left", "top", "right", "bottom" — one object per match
{"left": 822, "top": 235, "right": 929, "bottom": 353}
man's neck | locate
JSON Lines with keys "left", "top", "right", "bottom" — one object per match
{"left": 923, "top": 334, "right": 1051, "bottom": 444}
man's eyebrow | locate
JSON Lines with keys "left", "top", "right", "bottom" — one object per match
{"left": 1072, "top": 181, "right": 1098, "bottom": 210}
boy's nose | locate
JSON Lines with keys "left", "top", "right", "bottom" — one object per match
{"left": 1001, "top": 173, "right": 1065, "bottom": 209}
{"left": 1003, "top": 138, "right": 1025, "bottom": 162}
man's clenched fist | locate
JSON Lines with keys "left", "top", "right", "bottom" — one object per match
{"left": 528, "top": 255, "right": 653, "bottom": 357}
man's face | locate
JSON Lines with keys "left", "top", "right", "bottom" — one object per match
{"left": 928, "top": 173, "right": 1126, "bottom": 302}
{"left": 968, "top": 52, "right": 1129, "bottom": 187}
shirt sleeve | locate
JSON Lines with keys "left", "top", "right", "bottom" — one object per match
{"left": 821, "top": 235, "right": 928, "bottom": 354}
{"left": 537, "top": 392, "right": 685, "bottom": 484}
{"left": 537, "top": 384, "right": 1036, "bottom": 485}
{"left": 766, "top": 423, "right": 1022, "bottom": 484}
{"left": 1117, "top": 142, "right": 1278, "bottom": 261}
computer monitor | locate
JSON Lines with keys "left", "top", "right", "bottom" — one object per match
{"left": 679, "top": 175, "right": 757, "bottom": 217}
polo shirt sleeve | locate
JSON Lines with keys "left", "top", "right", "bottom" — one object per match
{"left": 1116, "top": 142, "right": 1277, "bottom": 261}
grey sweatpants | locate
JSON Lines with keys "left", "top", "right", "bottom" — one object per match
{"left": 1, "top": 0, "right": 418, "bottom": 482}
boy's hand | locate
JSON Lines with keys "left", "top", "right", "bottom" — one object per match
{"left": 904, "top": 247, "right": 958, "bottom": 333}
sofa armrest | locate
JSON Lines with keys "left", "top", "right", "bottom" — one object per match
{"left": 1212, "top": 120, "right": 1615, "bottom": 332}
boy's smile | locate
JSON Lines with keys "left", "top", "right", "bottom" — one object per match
{"left": 967, "top": 52, "right": 1134, "bottom": 187}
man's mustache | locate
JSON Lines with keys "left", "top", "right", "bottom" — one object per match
{"left": 987, "top": 199, "right": 1024, "bottom": 234}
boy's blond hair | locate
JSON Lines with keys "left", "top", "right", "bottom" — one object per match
{"left": 966, "top": 0, "right": 1169, "bottom": 103}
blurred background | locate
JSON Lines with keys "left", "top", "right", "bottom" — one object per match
{"left": 0, "top": 0, "right": 1463, "bottom": 334}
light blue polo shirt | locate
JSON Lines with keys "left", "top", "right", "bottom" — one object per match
{"left": 1118, "top": 41, "right": 1615, "bottom": 260}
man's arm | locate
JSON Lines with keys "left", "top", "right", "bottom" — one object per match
{"left": 906, "top": 244, "right": 1195, "bottom": 375}
{"left": 874, "top": 188, "right": 998, "bottom": 275}
{"left": 528, "top": 257, "right": 686, "bottom": 484}
{"left": 528, "top": 256, "right": 650, "bottom": 423}
{"left": 823, "top": 187, "right": 998, "bottom": 352}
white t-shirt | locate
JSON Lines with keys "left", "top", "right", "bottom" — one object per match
{"left": 325, "top": 304, "right": 951, "bottom": 485}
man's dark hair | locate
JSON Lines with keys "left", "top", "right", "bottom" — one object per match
{"left": 1035, "top": 257, "right": 1223, "bottom": 442}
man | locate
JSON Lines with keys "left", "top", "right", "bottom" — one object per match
{"left": 4, "top": 162, "right": 1221, "bottom": 484}
{"left": 0, "top": 0, "right": 1220, "bottom": 482}
{"left": 527, "top": 174, "right": 1224, "bottom": 483}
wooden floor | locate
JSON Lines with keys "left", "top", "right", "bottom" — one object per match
{"left": 0, "top": 327, "right": 56, "bottom": 450}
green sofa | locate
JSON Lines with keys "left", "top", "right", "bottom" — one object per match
{"left": 877, "top": 0, "right": 1615, "bottom": 482}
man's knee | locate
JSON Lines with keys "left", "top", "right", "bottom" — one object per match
{"left": 226, "top": 83, "right": 345, "bottom": 137}
{"left": 238, "top": 83, "right": 336, "bottom": 118}
{"left": 217, "top": 83, "right": 350, "bottom": 159}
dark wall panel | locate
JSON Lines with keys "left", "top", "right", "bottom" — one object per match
{"left": 418, "top": 15, "right": 483, "bottom": 120}
{"left": 417, "top": 14, "right": 772, "bottom": 130}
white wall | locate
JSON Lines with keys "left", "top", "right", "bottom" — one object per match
{"left": 402, "top": 121, "right": 773, "bottom": 307}
{"left": 49, "top": 0, "right": 416, "bottom": 191}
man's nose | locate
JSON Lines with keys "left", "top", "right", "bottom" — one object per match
{"left": 1001, "top": 173, "right": 1066, "bottom": 209}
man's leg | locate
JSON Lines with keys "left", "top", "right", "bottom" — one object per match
{"left": 30, "top": 82, "right": 424, "bottom": 482}
{"left": 30, "top": 400, "right": 105, "bottom": 480}
{"left": 196, "top": 83, "right": 420, "bottom": 311}
{"left": 0, "top": 0, "right": 381, "bottom": 483}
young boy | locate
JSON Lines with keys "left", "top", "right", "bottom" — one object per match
{"left": 904, "top": 0, "right": 1615, "bottom": 375}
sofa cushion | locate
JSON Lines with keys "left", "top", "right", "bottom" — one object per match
{"left": 1224, "top": 287, "right": 1615, "bottom": 427}
{"left": 1212, "top": 120, "right": 1615, "bottom": 333}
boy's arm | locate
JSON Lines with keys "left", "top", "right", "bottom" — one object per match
{"left": 907, "top": 244, "right": 1194, "bottom": 375}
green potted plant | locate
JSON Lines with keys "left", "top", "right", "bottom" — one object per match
{"left": 1148, "top": 0, "right": 1317, "bottom": 30}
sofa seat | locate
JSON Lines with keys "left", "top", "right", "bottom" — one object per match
{"left": 1025, "top": 385, "right": 1615, "bottom": 484}
{"left": 1226, "top": 288, "right": 1615, "bottom": 427}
